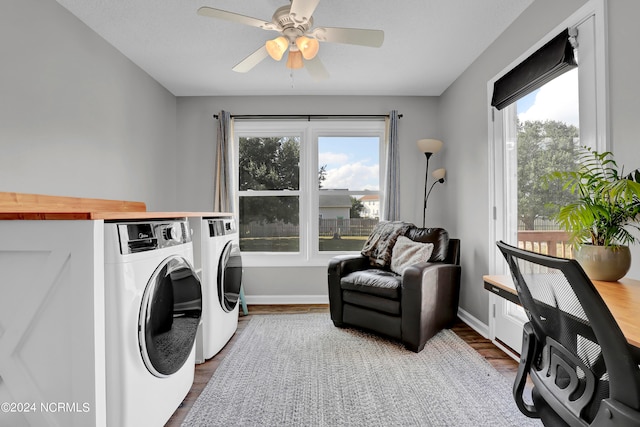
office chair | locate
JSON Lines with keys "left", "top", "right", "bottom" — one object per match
{"left": 496, "top": 241, "right": 640, "bottom": 427}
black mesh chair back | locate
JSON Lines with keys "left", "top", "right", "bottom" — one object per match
{"left": 497, "top": 241, "right": 640, "bottom": 427}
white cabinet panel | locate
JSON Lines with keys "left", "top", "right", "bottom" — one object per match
{"left": 489, "top": 293, "right": 527, "bottom": 360}
{"left": 0, "top": 220, "right": 105, "bottom": 427}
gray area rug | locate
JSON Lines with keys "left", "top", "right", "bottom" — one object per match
{"left": 181, "top": 314, "right": 541, "bottom": 426}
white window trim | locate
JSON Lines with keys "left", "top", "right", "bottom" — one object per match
{"left": 234, "top": 120, "right": 386, "bottom": 267}
{"left": 487, "top": 0, "right": 609, "bottom": 275}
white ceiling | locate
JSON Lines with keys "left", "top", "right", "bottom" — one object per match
{"left": 56, "top": 0, "right": 533, "bottom": 97}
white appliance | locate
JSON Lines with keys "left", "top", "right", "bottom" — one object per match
{"left": 190, "top": 216, "right": 242, "bottom": 361}
{"left": 104, "top": 219, "right": 202, "bottom": 427}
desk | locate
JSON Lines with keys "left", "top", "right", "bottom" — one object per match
{"left": 484, "top": 274, "right": 640, "bottom": 348}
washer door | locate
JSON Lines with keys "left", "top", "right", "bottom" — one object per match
{"left": 218, "top": 240, "right": 242, "bottom": 312}
{"left": 139, "top": 255, "right": 202, "bottom": 377}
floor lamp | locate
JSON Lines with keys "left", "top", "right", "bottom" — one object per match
{"left": 417, "top": 139, "right": 443, "bottom": 227}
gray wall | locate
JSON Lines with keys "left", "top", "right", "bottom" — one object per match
{"left": 176, "top": 96, "right": 442, "bottom": 298}
{"left": 0, "top": 0, "right": 178, "bottom": 211}
{"left": 5, "top": 0, "right": 640, "bottom": 322}
{"left": 439, "top": 0, "right": 640, "bottom": 325}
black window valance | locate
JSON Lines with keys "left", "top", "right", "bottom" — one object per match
{"left": 491, "top": 28, "right": 577, "bottom": 110}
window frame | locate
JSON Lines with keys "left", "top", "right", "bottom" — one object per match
{"left": 233, "top": 119, "right": 386, "bottom": 267}
{"left": 487, "top": 0, "right": 608, "bottom": 276}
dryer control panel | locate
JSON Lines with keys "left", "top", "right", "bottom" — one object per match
{"left": 208, "top": 218, "right": 237, "bottom": 237}
{"left": 116, "top": 220, "right": 191, "bottom": 254}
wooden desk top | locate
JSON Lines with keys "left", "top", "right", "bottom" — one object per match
{"left": 484, "top": 274, "right": 640, "bottom": 348}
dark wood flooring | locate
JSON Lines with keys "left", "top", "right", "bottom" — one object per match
{"left": 165, "top": 304, "right": 520, "bottom": 427}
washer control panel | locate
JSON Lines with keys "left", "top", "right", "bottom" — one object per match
{"left": 115, "top": 219, "right": 191, "bottom": 254}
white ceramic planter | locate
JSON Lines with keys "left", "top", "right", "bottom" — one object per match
{"left": 575, "top": 244, "right": 631, "bottom": 282}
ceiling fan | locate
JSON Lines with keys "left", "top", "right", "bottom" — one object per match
{"left": 197, "top": 0, "right": 384, "bottom": 80}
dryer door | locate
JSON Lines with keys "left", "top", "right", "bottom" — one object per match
{"left": 139, "top": 255, "right": 202, "bottom": 377}
{"left": 218, "top": 240, "right": 243, "bottom": 312}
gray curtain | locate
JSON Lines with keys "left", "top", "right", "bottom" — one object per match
{"left": 213, "top": 110, "right": 233, "bottom": 212}
{"left": 383, "top": 110, "right": 400, "bottom": 220}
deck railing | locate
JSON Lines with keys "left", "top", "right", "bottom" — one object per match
{"left": 517, "top": 230, "right": 573, "bottom": 258}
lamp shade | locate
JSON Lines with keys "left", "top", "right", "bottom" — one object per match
{"left": 417, "top": 139, "right": 443, "bottom": 154}
{"left": 295, "top": 36, "right": 319, "bottom": 60}
{"left": 286, "top": 49, "right": 304, "bottom": 69}
{"left": 432, "top": 168, "right": 446, "bottom": 181}
{"left": 266, "top": 36, "right": 289, "bottom": 61}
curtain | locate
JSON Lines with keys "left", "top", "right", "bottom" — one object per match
{"left": 213, "top": 110, "right": 233, "bottom": 212}
{"left": 382, "top": 110, "right": 400, "bottom": 220}
{"left": 491, "top": 29, "right": 577, "bottom": 110}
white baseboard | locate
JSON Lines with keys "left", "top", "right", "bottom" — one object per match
{"left": 457, "top": 307, "right": 489, "bottom": 339}
{"left": 244, "top": 295, "right": 329, "bottom": 305}
{"left": 242, "top": 298, "right": 492, "bottom": 341}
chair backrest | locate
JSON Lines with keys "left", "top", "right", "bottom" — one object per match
{"left": 497, "top": 241, "right": 640, "bottom": 425}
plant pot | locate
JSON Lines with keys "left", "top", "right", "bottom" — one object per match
{"left": 575, "top": 244, "right": 631, "bottom": 282}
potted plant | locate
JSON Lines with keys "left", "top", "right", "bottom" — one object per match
{"left": 547, "top": 146, "right": 640, "bottom": 281}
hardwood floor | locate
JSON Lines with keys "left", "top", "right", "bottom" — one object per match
{"left": 164, "top": 305, "right": 520, "bottom": 427}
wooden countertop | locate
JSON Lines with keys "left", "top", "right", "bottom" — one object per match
{"left": 484, "top": 274, "right": 640, "bottom": 348}
{"left": 0, "top": 192, "right": 231, "bottom": 220}
{"left": 0, "top": 212, "right": 230, "bottom": 220}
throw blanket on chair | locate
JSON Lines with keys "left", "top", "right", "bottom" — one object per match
{"left": 361, "top": 221, "right": 413, "bottom": 267}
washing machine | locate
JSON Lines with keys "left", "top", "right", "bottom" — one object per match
{"left": 104, "top": 218, "right": 202, "bottom": 427}
{"left": 190, "top": 216, "right": 242, "bottom": 361}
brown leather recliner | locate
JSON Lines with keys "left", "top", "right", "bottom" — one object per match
{"left": 328, "top": 226, "right": 461, "bottom": 352}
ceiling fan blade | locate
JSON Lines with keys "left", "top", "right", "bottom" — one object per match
{"left": 232, "top": 46, "right": 269, "bottom": 73}
{"left": 197, "top": 6, "right": 275, "bottom": 30}
{"left": 305, "top": 56, "right": 329, "bottom": 81}
{"left": 310, "top": 27, "right": 384, "bottom": 47}
{"left": 289, "top": 0, "right": 321, "bottom": 25}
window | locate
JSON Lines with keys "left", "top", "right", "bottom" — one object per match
{"left": 488, "top": 0, "right": 607, "bottom": 355}
{"left": 503, "top": 68, "right": 581, "bottom": 257}
{"left": 318, "top": 135, "right": 381, "bottom": 252}
{"left": 490, "top": 1, "right": 607, "bottom": 271}
{"left": 234, "top": 120, "right": 386, "bottom": 266}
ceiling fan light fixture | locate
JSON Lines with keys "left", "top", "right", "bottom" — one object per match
{"left": 286, "top": 50, "right": 304, "bottom": 69}
{"left": 265, "top": 36, "right": 289, "bottom": 61}
{"left": 295, "top": 36, "right": 319, "bottom": 60}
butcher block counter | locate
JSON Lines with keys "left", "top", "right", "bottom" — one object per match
{"left": 0, "top": 192, "right": 230, "bottom": 219}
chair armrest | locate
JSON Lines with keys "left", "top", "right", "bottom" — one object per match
{"left": 328, "top": 254, "right": 371, "bottom": 277}
{"left": 400, "top": 262, "right": 461, "bottom": 351}
{"left": 328, "top": 255, "right": 370, "bottom": 325}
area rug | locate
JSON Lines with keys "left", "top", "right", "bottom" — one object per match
{"left": 181, "top": 314, "right": 541, "bottom": 426}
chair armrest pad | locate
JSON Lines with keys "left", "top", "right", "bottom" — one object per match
{"left": 401, "top": 262, "right": 461, "bottom": 291}
{"left": 328, "top": 255, "right": 371, "bottom": 278}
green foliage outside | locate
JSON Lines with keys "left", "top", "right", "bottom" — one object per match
{"left": 240, "top": 236, "right": 368, "bottom": 252}
{"left": 517, "top": 120, "right": 579, "bottom": 230}
{"left": 350, "top": 197, "right": 365, "bottom": 218}
{"left": 239, "top": 136, "right": 300, "bottom": 225}
{"left": 319, "top": 236, "right": 368, "bottom": 251}
{"left": 240, "top": 237, "right": 300, "bottom": 252}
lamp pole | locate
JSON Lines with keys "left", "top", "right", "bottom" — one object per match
{"left": 416, "top": 139, "right": 443, "bottom": 228}
{"left": 422, "top": 152, "right": 432, "bottom": 228}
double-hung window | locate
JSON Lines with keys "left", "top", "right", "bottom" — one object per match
{"left": 234, "top": 119, "right": 386, "bottom": 266}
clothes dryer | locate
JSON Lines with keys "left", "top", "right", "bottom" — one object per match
{"left": 191, "top": 216, "right": 242, "bottom": 361}
{"left": 104, "top": 219, "right": 201, "bottom": 427}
